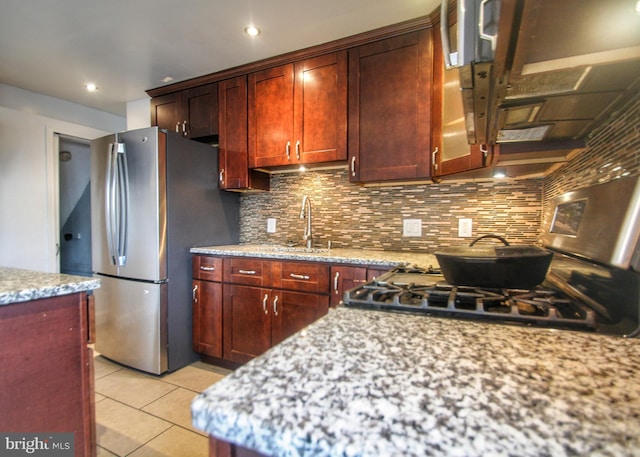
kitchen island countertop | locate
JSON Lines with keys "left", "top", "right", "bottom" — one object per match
{"left": 0, "top": 266, "right": 100, "bottom": 305}
{"left": 192, "top": 307, "right": 640, "bottom": 457}
{"left": 191, "top": 244, "right": 439, "bottom": 268}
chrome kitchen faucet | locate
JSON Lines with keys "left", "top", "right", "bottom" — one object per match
{"left": 300, "top": 195, "right": 313, "bottom": 249}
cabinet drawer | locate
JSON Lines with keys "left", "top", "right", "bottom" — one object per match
{"left": 275, "top": 261, "right": 330, "bottom": 293}
{"left": 193, "top": 256, "right": 222, "bottom": 281}
{"left": 223, "top": 257, "right": 271, "bottom": 286}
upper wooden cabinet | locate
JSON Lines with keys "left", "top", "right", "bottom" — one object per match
{"left": 151, "top": 84, "right": 218, "bottom": 139}
{"left": 218, "top": 76, "right": 269, "bottom": 191}
{"left": 430, "top": 14, "right": 492, "bottom": 178}
{"left": 348, "top": 30, "right": 434, "bottom": 183}
{"left": 248, "top": 51, "right": 348, "bottom": 168}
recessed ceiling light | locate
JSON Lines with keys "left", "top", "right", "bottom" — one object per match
{"left": 162, "top": 76, "right": 174, "bottom": 83}
{"left": 85, "top": 83, "right": 98, "bottom": 92}
{"left": 244, "top": 25, "right": 260, "bottom": 37}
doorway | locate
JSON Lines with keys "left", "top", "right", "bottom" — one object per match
{"left": 58, "top": 134, "right": 92, "bottom": 276}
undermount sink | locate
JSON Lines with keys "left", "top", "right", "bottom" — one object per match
{"left": 260, "top": 245, "right": 329, "bottom": 254}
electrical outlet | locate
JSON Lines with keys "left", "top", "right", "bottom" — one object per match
{"left": 403, "top": 219, "right": 422, "bottom": 237}
{"left": 458, "top": 218, "right": 473, "bottom": 237}
{"left": 267, "top": 218, "right": 277, "bottom": 233}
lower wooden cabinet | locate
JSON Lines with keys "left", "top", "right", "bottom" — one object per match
{"left": 222, "top": 285, "right": 329, "bottom": 363}
{"left": 193, "top": 255, "right": 330, "bottom": 364}
{"left": 222, "top": 285, "right": 272, "bottom": 363}
{"left": 330, "top": 265, "right": 366, "bottom": 307}
{"left": 192, "top": 279, "right": 223, "bottom": 358}
{"left": 0, "top": 292, "right": 96, "bottom": 457}
{"left": 193, "top": 255, "right": 393, "bottom": 364}
{"left": 330, "top": 265, "right": 392, "bottom": 306}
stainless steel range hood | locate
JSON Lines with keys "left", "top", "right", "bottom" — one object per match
{"left": 454, "top": 0, "right": 640, "bottom": 146}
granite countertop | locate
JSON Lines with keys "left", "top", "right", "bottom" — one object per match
{"left": 191, "top": 244, "right": 439, "bottom": 268}
{"left": 192, "top": 307, "right": 640, "bottom": 457}
{"left": 0, "top": 267, "right": 101, "bottom": 306}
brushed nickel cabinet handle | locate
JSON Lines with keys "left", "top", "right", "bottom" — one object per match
{"left": 286, "top": 141, "right": 291, "bottom": 160}
{"left": 219, "top": 169, "right": 224, "bottom": 183}
{"left": 432, "top": 147, "right": 439, "bottom": 172}
{"left": 239, "top": 269, "right": 257, "bottom": 275}
{"left": 192, "top": 284, "right": 198, "bottom": 302}
{"left": 262, "top": 294, "right": 269, "bottom": 315}
{"left": 290, "top": 273, "right": 310, "bottom": 280}
{"left": 334, "top": 271, "right": 340, "bottom": 294}
{"left": 351, "top": 156, "right": 356, "bottom": 176}
{"left": 176, "top": 122, "right": 180, "bottom": 133}
{"left": 200, "top": 266, "right": 215, "bottom": 271}
{"left": 296, "top": 140, "right": 301, "bottom": 160}
{"left": 273, "top": 295, "right": 279, "bottom": 316}
{"left": 182, "top": 121, "right": 188, "bottom": 136}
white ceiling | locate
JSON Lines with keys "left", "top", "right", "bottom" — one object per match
{"left": 0, "top": 0, "right": 439, "bottom": 117}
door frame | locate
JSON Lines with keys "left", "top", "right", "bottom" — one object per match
{"left": 47, "top": 128, "right": 101, "bottom": 273}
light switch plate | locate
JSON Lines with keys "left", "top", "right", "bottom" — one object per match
{"left": 403, "top": 219, "right": 422, "bottom": 237}
{"left": 458, "top": 218, "right": 473, "bottom": 237}
{"left": 267, "top": 218, "right": 277, "bottom": 233}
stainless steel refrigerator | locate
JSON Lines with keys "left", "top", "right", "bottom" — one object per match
{"left": 91, "top": 127, "right": 239, "bottom": 374}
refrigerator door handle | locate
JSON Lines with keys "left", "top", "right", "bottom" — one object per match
{"left": 105, "top": 141, "right": 130, "bottom": 267}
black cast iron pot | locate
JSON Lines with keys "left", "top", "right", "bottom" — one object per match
{"left": 434, "top": 234, "right": 553, "bottom": 289}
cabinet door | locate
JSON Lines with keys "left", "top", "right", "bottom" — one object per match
{"left": 248, "top": 64, "right": 295, "bottom": 168}
{"left": 192, "top": 279, "right": 223, "bottom": 358}
{"left": 183, "top": 84, "right": 218, "bottom": 139}
{"left": 367, "top": 267, "right": 391, "bottom": 281}
{"left": 218, "top": 76, "right": 270, "bottom": 191}
{"left": 222, "top": 285, "right": 272, "bottom": 364}
{"left": 219, "top": 76, "right": 249, "bottom": 189}
{"left": 150, "top": 93, "right": 180, "bottom": 134}
{"left": 271, "top": 290, "right": 329, "bottom": 346}
{"left": 330, "top": 266, "right": 367, "bottom": 307}
{"left": 348, "top": 30, "right": 433, "bottom": 182}
{"left": 431, "top": 16, "right": 491, "bottom": 177}
{"left": 294, "top": 52, "right": 347, "bottom": 164}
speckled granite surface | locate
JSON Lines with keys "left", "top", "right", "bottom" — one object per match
{"left": 192, "top": 307, "right": 640, "bottom": 457}
{"left": 0, "top": 267, "right": 100, "bottom": 305}
{"left": 190, "top": 244, "right": 439, "bottom": 268}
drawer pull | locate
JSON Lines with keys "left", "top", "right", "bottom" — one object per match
{"left": 334, "top": 271, "right": 340, "bottom": 294}
{"left": 200, "top": 265, "right": 216, "bottom": 271}
{"left": 273, "top": 295, "right": 279, "bottom": 316}
{"left": 290, "top": 273, "right": 310, "bottom": 280}
{"left": 192, "top": 284, "right": 198, "bottom": 302}
{"left": 239, "top": 269, "right": 257, "bottom": 275}
{"left": 263, "top": 294, "right": 269, "bottom": 315}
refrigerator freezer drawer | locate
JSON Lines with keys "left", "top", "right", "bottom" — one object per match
{"left": 94, "top": 275, "right": 168, "bottom": 374}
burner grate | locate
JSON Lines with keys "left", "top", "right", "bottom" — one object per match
{"left": 344, "top": 270, "right": 598, "bottom": 330}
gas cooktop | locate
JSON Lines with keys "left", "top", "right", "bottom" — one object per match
{"left": 343, "top": 265, "right": 598, "bottom": 331}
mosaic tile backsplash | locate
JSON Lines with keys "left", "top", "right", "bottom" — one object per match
{"left": 238, "top": 92, "right": 640, "bottom": 253}
{"left": 544, "top": 93, "right": 640, "bottom": 200}
{"left": 239, "top": 172, "right": 543, "bottom": 252}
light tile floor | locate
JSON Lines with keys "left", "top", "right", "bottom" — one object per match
{"left": 94, "top": 355, "right": 230, "bottom": 457}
